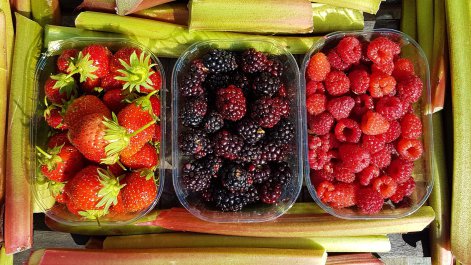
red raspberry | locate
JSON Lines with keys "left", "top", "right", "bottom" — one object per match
{"left": 371, "top": 61, "right": 394, "bottom": 75}
{"left": 326, "top": 96, "right": 355, "bottom": 120}
{"left": 397, "top": 75, "right": 423, "bottom": 104}
{"left": 398, "top": 101, "right": 413, "bottom": 119}
{"left": 356, "top": 187, "right": 384, "bottom": 214}
{"left": 392, "top": 58, "right": 415, "bottom": 81}
{"left": 334, "top": 164, "right": 356, "bottom": 183}
{"left": 361, "top": 134, "right": 386, "bottom": 154}
{"left": 308, "top": 148, "right": 329, "bottom": 170}
{"left": 367, "top": 36, "right": 401, "bottom": 65}
{"left": 361, "top": 111, "right": 390, "bottom": 135}
{"left": 327, "top": 49, "right": 350, "bottom": 71}
{"left": 325, "top": 133, "right": 340, "bottom": 150}
{"left": 336, "top": 36, "right": 362, "bottom": 64}
{"left": 325, "top": 71, "right": 350, "bottom": 96}
{"left": 306, "top": 94, "right": 326, "bottom": 116}
{"left": 387, "top": 158, "right": 413, "bottom": 184}
{"left": 390, "top": 176, "right": 416, "bottom": 203}
{"left": 352, "top": 94, "right": 374, "bottom": 117}
{"left": 370, "top": 147, "right": 392, "bottom": 169}
{"left": 335, "top": 118, "right": 361, "bottom": 143}
{"left": 376, "top": 96, "right": 404, "bottom": 121}
{"left": 348, "top": 69, "right": 370, "bottom": 95}
{"left": 369, "top": 71, "right": 397, "bottom": 98}
{"left": 339, "top": 144, "right": 370, "bottom": 173}
{"left": 358, "top": 164, "right": 380, "bottom": 186}
{"left": 316, "top": 180, "right": 335, "bottom": 203}
{"left": 386, "top": 142, "right": 399, "bottom": 156}
{"left": 400, "top": 113, "right": 423, "bottom": 139}
{"left": 307, "top": 52, "right": 331, "bottom": 81}
{"left": 396, "top": 138, "right": 423, "bottom": 161}
{"left": 308, "top": 135, "right": 328, "bottom": 152}
{"left": 311, "top": 168, "right": 334, "bottom": 183}
{"left": 328, "top": 182, "right": 357, "bottom": 209}
{"left": 308, "top": 112, "right": 335, "bottom": 135}
{"left": 360, "top": 41, "right": 371, "bottom": 63}
{"left": 372, "top": 175, "right": 397, "bottom": 199}
{"left": 382, "top": 120, "right": 401, "bottom": 143}
{"left": 306, "top": 80, "right": 325, "bottom": 96}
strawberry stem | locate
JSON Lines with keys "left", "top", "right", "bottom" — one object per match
{"left": 129, "top": 119, "right": 156, "bottom": 137}
{"left": 36, "top": 146, "right": 52, "bottom": 160}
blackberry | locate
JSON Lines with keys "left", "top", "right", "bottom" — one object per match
{"left": 259, "top": 181, "right": 282, "bottom": 204}
{"left": 245, "top": 186, "right": 260, "bottom": 204}
{"left": 214, "top": 186, "right": 259, "bottom": 212}
{"left": 216, "top": 85, "right": 246, "bottom": 121}
{"left": 260, "top": 141, "right": 288, "bottom": 162}
{"left": 272, "top": 97, "right": 290, "bottom": 118}
{"left": 236, "top": 119, "right": 265, "bottom": 144}
{"left": 204, "top": 73, "right": 231, "bottom": 91}
{"left": 268, "top": 119, "right": 295, "bottom": 145}
{"left": 251, "top": 97, "right": 283, "bottom": 128}
{"left": 203, "top": 112, "right": 224, "bottom": 133}
{"left": 271, "top": 162, "right": 293, "bottom": 185}
{"left": 201, "top": 181, "right": 217, "bottom": 202}
{"left": 181, "top": 97, "right": 207, "bottom": 127}
{"left": 230, "top": 72, "right": 250, "bottom": 92}
{"left": 213, "top": 130, "right": 244, "bottom": 160}
{"left": 201, "top": 154, "right": 223, "bottom": 176}
{"left": 179, "top": 130, "right": 212, "bottom": 159}
{"left": 247, "top": 164, "right": 271, "bottom": 184}
{"left": 221, "top": 164, "right": 253, "bottom": 192}
{"left": 252, "top": 72, "right": 281, "bottom": 97}
{"left": 182, "top": 160, "right": 211, "bottom": 192}
{"left": 265, "top": 58, "right": 284, "bottom": 77}
{"left": 240, "top": 48, "right": 268, "bottom": 73}
{"left": 202, "top": 49, "right": 238, "bottom": 74}
{"left": 180, "top": 59, "right": 208, "bottom": 97}
{"left": 237, "top": 144, "right": 264, "bottom": 165}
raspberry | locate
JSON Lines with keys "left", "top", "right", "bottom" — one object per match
{"left": 397, "top": 75, "right": 423, "bottom": 104}
{"left": 358, "top": 164, "right": 380, "bottom": 186}
{"left": 400, "top": 113, "right": 423, "bottom": 139}
{"left": 325, "top": 71, "right": 350, "bottom": 96}
{"left": 352, "top": 94, "right": 374, "bottom": 117}
{"left": 306, "top": 52, "right": 331, "bottom": 81}
{"left": 392, "top": 58, "right": 415, "bottom": 81}
{"left": 311, "top": 168, "right": 334, "bottom": 183}
{"left": 382, "top": 120, "right": 401, "bottom": 143}
{"left": 334, "top": 118, "right": 361, "bottom": 143}
{"left": 360, "top": 41, "right": 371, "bottom": 63}
{"left": 328, "top": 182, "right": 357, "bottom": 209}
{"left": 361, "top": 111, "right": 390, "bottom": 135}
{"left": 316, "top": 180, "right": 335, "bottom": 203}
{"left": 216, "top": 85, "right": 246, "bottom": 121}
{"left": 309, "top": 134, "right": 331, "bottom": 153}
{"left": 356, "top": 188, "right": 384, "bottom": 214}
{"left": 366, "top": 37, "right": 401, "bottom": 65}
{"left": 348, "top": 69, "right": 370, "bottom": 95}
{"left": 336, "top": 36, "right": 362, "bottom": 64}
{"left": 387, "top": 158, "right": 414, "bottom": 184}
{"left": 259, "top": 181, "right": 282, "bottom": 204}
{"left": 390, "top": 176, "right": 416, "bottom": 203}
{"left": 376, "top": 96, "right": 403, "bottom": 121}
{"left": 181, "top": 97, "right": 207, "bottom": 127}
{"left": 308, "top": 148, "right": 329, "bottom": 170}
{"left": 370, "top": 147, "right": 392, "bottom": 169}
{"left": 251, "top": 97, "right": 283, "bottom": 128}
{"left": 386, "top": 142, "right": 399, "bottom": 156}
{"left": 252, "top": 72, "right": 281, "bottom": 97}
{"left": 306, "top": 94, "right": 326, "bottom": 116}
{"left": 369, "top": 71, "right": 397, "bottom": 98}
{"left": 334, "top": 164, "right": 356, "bottom": 183}
{"left": 308, "top": 112, "right": 335, "bottom": 135}
{"left": 327, "top": 49, "right": 350, "bottom": 71}
{"left": 397, "top": 138, "right": 423, "bottom": 161}
{"left": 372, "top": 176, "right": 397, "bottom": 199}
{"left": 306, "top": 81, "right": 325, "bottom": 96}
{"left": 326, "top": 96, "right": 355, "bottom": 120}
{"left": 323, "top": 133, "right": 339, "bottom": 150}
{"left": 213, "top": 130, "right": 244, "bottom": 160}
{"left": 371, "top": 61, "right": 394, "bottom": 75}
{"left": 339, "top": 144, "right": 371, "bottom": 173}
{"left": 361, "top": 134, "right": 386, "bottom": 154}
{"left": 240, "top": 48, "right": 268, "bottom": 73}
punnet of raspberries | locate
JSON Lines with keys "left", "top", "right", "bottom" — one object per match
{"left": 306, "top": 35, "right": 424, "bottom": 215}
{"left": 36, "top": 44, "right": 163, "bottom": 221}
{"left": 178, "top": 48, "right": 296, "bottom": 212}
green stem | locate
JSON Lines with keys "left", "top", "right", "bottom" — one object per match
{"left": 35, "top": 146, "right": 52, "bottom": 160}
{"left": 129, "top": 119, "right": 156, "bottom": 137}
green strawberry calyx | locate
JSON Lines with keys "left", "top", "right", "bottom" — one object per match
{"left": 47, "top": 180, "right": 66, "bottom": 198}
{"left": 138, "top": 166, "right": 158, "bottom": 181}
{"left": 95, "top": 168, "right": 126, "bottom": 214}
{"left": 78, "top": 210, "right": 107, "bottom": 225}
{"left": 36, "top": 145, "right": 64, "bottom": 171}
{"left": 114, "top": 51, "right": 157, "bottom": 93}
{"left": 133, "top": 90, "right": 160, "bottom": 120}
{"left": 69, "top": 51, "right": 98, "bottom": 83}
{"left": 50, "top": 73, "right": 77, "bottom": 98}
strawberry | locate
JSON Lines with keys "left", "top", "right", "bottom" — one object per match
{"left": 72, "top": 44, "right": 111, "bottom": 83}
{"left": 57, "top": 49, "right": 78, "bottom": 74}
{"left": 47, "top": 132, "right": 70, "bottom": 148}
{"left": 44, "top": 74, "right": 76, "bottom": 104}
{"left": 150, "top": 95, "right": 161, "bottom": 117}
{"left": 47, "top": 180, "right": 67, "bottom": 204}
{"left": 64, "top": 95, "right": 111, "bottom": 128}
{"left": 120, "top": 143, "right": 158, "bottom": 170}
{"left": 110, "top": 47, "right": 144, "bottom": 73}
{"left": 80, "top": 77, "right": 102, "bottom": 94}
{"left": 44, "top": 105, "right": 67, "bottom": 130}
{"left": 121, "top": 170, "right": 157, "bottom": 212}
{"left": 153, "top": 124, "right": 161, "bottom": 143}
{"left": 36, "top": 143, "right": 85, "bottom": 182}
{"left": 108, "top": 193, "right": 127, "bottom": 215}
{"left": 107, "top": 163, "right": 126, "bottom": 177}
{"left": 103, "top": 89, "right": 127, "bottom": 113}
{"left": 101, "top": 72, "right": 122, "bottom": 91}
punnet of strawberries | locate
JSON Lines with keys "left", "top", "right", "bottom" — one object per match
{"left": 306, "top": 35, "right": 424, "bottom": 215}
{"left": 36, "top": 43, "right": 163, "bottom": 221}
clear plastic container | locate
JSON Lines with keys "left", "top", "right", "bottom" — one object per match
{"left": 172, "top": 39, "right": 306, "bottom": 223}
{"left": 32, "top": 37, "right": 166, "bottom": 226}
{"left": 302, "top": 29, "right": 434, "bottom": 219}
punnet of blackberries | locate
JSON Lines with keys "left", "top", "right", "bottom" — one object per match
{"left": 178, "top": 48, "right": 296, "bottom": 212}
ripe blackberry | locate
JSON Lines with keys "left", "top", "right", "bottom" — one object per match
{"left": 237, "top": 144, "right": 264, "bottom": 165}
{"left": 214, "top": 186, "right": 259, "bottom": 212}
{"left": 182, "top": 160, "right": 211, "bottom": 192}
{"left": 201, "top": 185, "right": 215, "bottom": 202}
{"left": 202, "top": 49, "right": 238, "bottom": 74}
{"left": 204, "top": 73, "right": 231, "bottom": 91}
{"left": 203, "top": 112, "right": 224, "bottom": 133}
{"left": 202, "top": 155, "right": 223, "bottom": 177}
{"left": 230, "top": 72, "right": 250, "bottom": 92}
{"left": 260, "top": 141, "right": 289, "bottom": 162}
{"left": 221, "top": 163, "right": 253, "bottom": 192}
{"left": 181, "top": 97, "right": 207, "bottom": 127}
{"left": 216, "top": 85, "right": 246, "bottom": 121}
{"left": 251, "top": 97, "right": 283, "bottom": 128}
{"left": 213, "top": 130, "right": 244, "bottom": 160}
{"left": 252, "top": 72, "right": 281, "bottom": 97}
{"left": 179, "top": 130, "right": 212, "bottom": 159}
{"left": 265, "top": 58, "right": 284, "bottom": 77}
{"left": 259, "top": 181, "right": 282, "bottom": 204}
{"left": 180, "top": 59, "right": 208, "bottom": 97}
{"left": 240, "top": 48, "right": 268, "bottom": 73}
{"left": 268, "top": 119, "right": 295, "bottom": 145}
{"left": 236, "top": 119, "right": 265, "bottom": 144}
{"left": 247, "top": 164, "right": 271, "bottom": 184}
{"left": 271, "top": 162, "right": 293, "bottom": 185}
{"left": 272, "top": 97, "right": 290, "bottom": 118}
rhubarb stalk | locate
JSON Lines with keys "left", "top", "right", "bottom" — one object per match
{"left": 10, "top": 0, "right": 30, "bottom": 17}
{"left": 430, "top": 0, "right": 447, "bottom": 112}
{"left": 116, "top": 0, "right": 174, "bottom": 16}
{"left": 0, "top": 11, "right": 8, "bottom": 205}
{"left": 311, "top": 4, "right": 364, "bottom": 34}
{"left": 77, "top": 0, "right": 116, "bottom": 13}
{"left": 0, "top": 246, "right": 13, "bottom": 265}
{"left": 309, "top": 0, "right": 381, "bottom": 14}
{"left": 31, "top": 0, "right": 60, "bottom": 26}
{"left": 0, "top": 0, "right": 13, "bottom": 74}
{"left": 326, "top": 253, "right": 383, "bottom": 265}
{"left": 416, "top": 0, "right": 434, "bottom": 62}
{"left": 401, "top": 0, "right": 417, "bottom": 40}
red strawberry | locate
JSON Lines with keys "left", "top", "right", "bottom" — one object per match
{"left": 153, "top": 124, "right": 161, "bottom": 143}
{"left": 121, "top": 171, "right": 157, "bottom": 212}
{"left": 57, "top": 49, "right": 79, "bottom": 74}
{"left": 108, "top": 193, "right": 127, "bottom": 215}
{"left": 107, "top": 163, "right": 126, "bottom": 177}
{"left": 44, "top": 105, "right": 67, "bottom": 130}
{"left": 110, "top": 47, "right": 144, "bottom": 73}
{"left": 103, "top": 89, "right": 127, "bottom": 113}
{"left": 36, "top": 143, "right": 85, "bottom": 182}
{"left": 48, "top": 180, "right": 67, "bottom": 204}
{"left": 101, "top": 73, "right": 122, "bottom": 91}
{"left": 74, "top": 45, "right": 111, "bottom": 82}
{"left": 44, "top": 74, "right": 76, "bottom": 104}
{"left": 64, "top": 95, "right": 111, "bottom": 128}
{"left": 150, "top": 95, "right": 161, "bottom": 117}
{"left": 81, "top": 77, "right": 101, "bottom": 94}
{"left": 47, "top": 133, "right": 70, "bottom": 148}
{"left": 120, "top": 143, "right": 158, "bottom": 170}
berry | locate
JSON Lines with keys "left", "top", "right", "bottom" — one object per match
{"left": 265, "top": 58, "right": 284, "bottom": 77}
{"left": 202, "top": 155, "right": 224, "bottom": 176}
{"left": 271, "top": 162, "right": 293, "bottom": 185}
{"left": 179, "top": 130, "right": 212, "bottom": 159}
{"left": 120, "top": 143, "right": 158, "bottom": 170}
{"left": 277, "top": 83, "right": 288, "bottom": 98}
{"left": 202, "top": 49, "right": 238, "bottom": 74}
{"left": 336, "top": 36, "right": 361, "bottom": 64}
{"left": 80, "top": 77, "right": 101, "bottom": 94}
{"left": 326, "top": 96, "right": 355, "bottom": 120}
{"left": 339, "top": 144, "right": 370, "bottom": 173}
{"left": 306, "top": 81, "right": 325, "bottom": 96}
{"left": 268, "top": 119, "right": 295, "bottom": 145}
{"left": 369, "top": 71, "right": 397, "bottom": 98}
{"left": 238, "top": 144, "right": 264, "bottom": 165}
{"left": 44, "top": 107, "right": 67, "bottom": 130}
{"left": 366, "top": 37, "right": 400, "bottom": 65}
{"left": 47, "top": 133, "right": 69, "bottom": 148}
{"left": 361, "top": 134, "right": 386, "bottom": 154}
{"left": 328, "top": 182, "right": 357, "bottom": 209}
{"left": 221, "top": 164, "right": 253, "bottom": 192}
{"left": 230, "top": 72, "right": 250, "bottom": 92}
{"left": 216, "top": 85, "right": 247, "bottom": 121}
{"left": 261, "top": 141, "right": 288, "bottom": 163}
{"left": 308, "top": 148, "right": 329, "bottom": 170}
{"left": 352, "top": 94, "right": 375, "bottom": 117}
{"left": 240, "top": 48, "right": 268, "bottom": 73}
{"left": 57, "top": 49, "right": 78, "bottom": 74}
{"left": 44, "top": 75, "right": 76, "bottom": 104}
{"left": 361, "top": 111, "right": 390, "bottom": 135}
{"left": 325, "top": 71, "right": 350, "bottom": 96}
{"left": 311, "top": 168, "right": 334, "bottom": 184}
{"left": 306, "top": 93, "right": 326, "bottom": 116}
{"left": 396, "top": 138, "right": 423, "bottom": 161}
{"left": 37, "top": 143, "right": 85, "bottom": 183}
{"left": 400, "top": 113, "right": 423, "bottom": 139}
{"left": 247, "top": 164, "right": 271, "bottom": 184}
{"left": 236, "top": 119, "right": 265, "bottom": 145}
{"left": 376, "top": 96, "right": 403, "bottom": 121}
{"left": 372, "top": 176, "right": 397, "bottom": 199}
{"left": 356, "top": 188, "right": 384, "bottom": 214}
{"left": 182, "top": 160, "right": 212, "bottom": 192}
{"left": 348, "top": 69, "right": 370, "bottom": 94}
{"left": 203, "top": 111, "right": 224, "bottom": 133}
{"left": 383, "top": 120, "right": 401, "bottom": 143}
{"left": 102, "top": 89, "right": 126, "bottom": 113}
{"left": 272, "top": 97, "right": 290, "bottom": 118}
{"left": 214, "top": 186, "right": 259, "bottom": 212}
{"left": 204, "top": 73, "right": 231, "bottom": 92}
{"left": 392, "top": 58, "right": 415, "bottom": 81}
{"left": 397, "top": 75, "right": 423, "bottom": 104}
{"left": 358, "top": 164, "right": 380, "bottom": 186}
{"left": 316, "top": 180, "right": 335, "bottom": 203}
{"left": 306, "top": 52, "right": 330, "bottom": 81}
{"left": 370, "top": 147, "right": 392, "bottom": 169}
{"left": 100, "top": 73, "right": 122, "bottom": 91}
{"left": 334, "top": 118, "right": 361, "bottom": 143}
{"left": 180, "top": 59, "right": 207, "bottom": 97}
{"left": 371, "top": 61, "right": 394, "bottom": 75}
{"left": 213, "top": 130, "right": 244, "bottom": 160}
{"left": 252, "top": 72, "right": 281, "bottom": 97}
{"left": 390, "top": 176, "right": 416, "bottom": 203}
{"left": 181, "top": 97, "right": 207, "bottom": 127}
{"left": 308, "top": 112, "right": 335, "bottom": 135}
{"left": 387, "top": 159, "right": 414, "bottom": 184}
{"left": 360, "top": 41, "right": 371, "bottom": 63}
{"left": 64, "top": 95, "right": 111, "bottom": 129}
{"left": 259, "top": 181, "right": 282, "bottom": 204}
{"left": 251, "top": 97, "right": 283, "bottom": 128}
{"left": 334, "top": 165, "right": 356, "bottom": 183}
{"left": 327, "top": 50, "right": 350, "bottom": 71}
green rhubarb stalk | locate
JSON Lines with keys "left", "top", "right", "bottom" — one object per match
{"left": 309, "top": 0, "right": 381, "bottom": 14}
{"left": 0, "top": 246, "right": 13, "bottom": 265}
{"left": 134, "top": 2, "right": 188, "bottom": 25}
{"left": 326, "top": 253, "right": 383, "bottom": 265}
{"left": 430, "top": 0, "right": 447, "bottom": 112}
{"left": 103, "top": 233, "right": 391, "bottom": 253}
{"left": 74, "top": 12, "right": 320, "bottom": 55}
{"left": 10, "top": 0, "right": 30, "bottom": 18}
{"left": 400, "top": 0, "right": 417, "bottom": 40}
{"left": 116, "top": 0, "right": 175, "bottom": 16}
{"left": 31, "top": 0, "right": 60, "bottom": 26}
{"left": 28, "top": 248, "right": 327, "bottom": 265}
{"left": 311, "top": 3, "right": 364, "bottom": 34}
{"left": 189, "top": 0, "right": 313, "bottom": 34}
{"left": 446, "top": 0, "right": 471, "bottom": 263}
{"left": 0, "top": 0, "right": 13, "bottom": 75}
{"left": 416, "top": 0, "right": 434, "bottom": 62}
{"left": 4, "top": 13, "right": 42, "bottom": 254}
